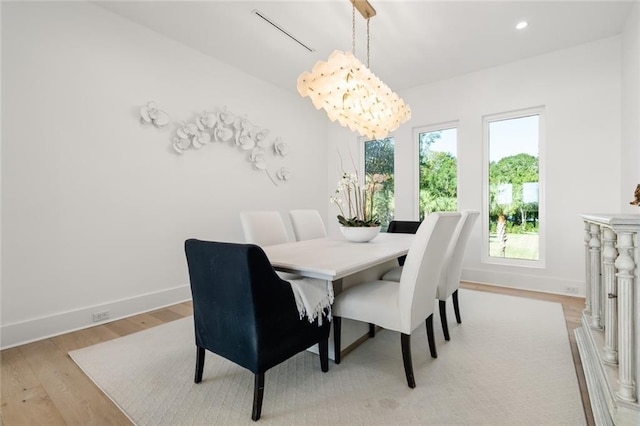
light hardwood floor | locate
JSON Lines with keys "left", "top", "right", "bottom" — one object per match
{"left": 1, "top": 283, "right": 593, "bottom": 425}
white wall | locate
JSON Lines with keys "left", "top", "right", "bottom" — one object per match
{"left": 621, "top": 2, "right": 640, "bottom": 213}
{"left": 329, "top": 37, "right": 623, "bottom": 297}
{"left": 1, "top": 2, "right": 328, "bottom": 348}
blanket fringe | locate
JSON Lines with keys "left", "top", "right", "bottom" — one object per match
{"left": 289, "top": 278, "right": 334, "bottom": 326}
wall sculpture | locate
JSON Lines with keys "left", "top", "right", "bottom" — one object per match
{"left": 139, "top": 102, "right": 291, "bottom": 186}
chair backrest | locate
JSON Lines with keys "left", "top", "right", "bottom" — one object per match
{"left": 387, "top": 220, "right": 422, "bottom": 234}
{"left": 289, "top": 209, "right": 327, "bottom": 241}
{"left": 398, "top": 212, "right": 461, "bottom": 333}
{"left": 240, "top": 210, "right": 289, "bottom": 246}
{"left": 438, "top": 210, "right": 480, "bottom": 300}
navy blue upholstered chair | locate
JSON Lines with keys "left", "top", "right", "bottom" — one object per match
{"left": 184, "top": 239, "right": 330, "bottom": 421}
{"left": 387, "top": 220, "right": 422, "bottom": 234}
{"left": 387, "top": 220, "right": 422, "bottom": 266}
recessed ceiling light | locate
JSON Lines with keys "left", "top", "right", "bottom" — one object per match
{"left": 516, "top": 21, "right": 528, "bottom": 30}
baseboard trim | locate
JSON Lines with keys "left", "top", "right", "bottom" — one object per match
{"left": 1, "top": 285, "right": 191, "bottom": 350}
{"left": 462, "top": 268, "right": 585, "bottom": 297}
{"left": 2, "top": 271, "right": 582, "bottom": 349}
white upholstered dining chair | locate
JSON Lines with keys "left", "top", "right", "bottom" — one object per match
{"left": 289, "top": 209, "right": 327, "bottom": 241}
{"left": 381, "top": 210, "right": 479, "bottom": 341}
{"left": 240, "top": 210, "right": 289, "bottom": 246}
{"left": 240, "top": 210, "right": 302, "bottom": 280}
{"left": 437, "top": 210, "right": 479, "bottom": 340}
{"left": 332, "top": 211, "right": 461, "bottom": 388}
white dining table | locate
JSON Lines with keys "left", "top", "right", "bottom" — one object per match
{"left": 263, "top": 232, "right": 414, "bottom": 359}
{"left": 262, "top": 232, "right": 414, "bottom": 284}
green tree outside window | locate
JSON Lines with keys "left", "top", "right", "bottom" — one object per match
{"left": 419, "top": 129, "right": 458, "bottom": 220}
{"left": 364, "top": 137, "right": 394, "bottom": 231}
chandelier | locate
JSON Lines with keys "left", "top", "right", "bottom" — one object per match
{"left": 296, "top": 0, "right": 411, "bottom": 140}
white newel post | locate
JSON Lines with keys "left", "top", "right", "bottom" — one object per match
{"left": 576, "top": 214, "right": 639, "bottom": 426}
{"left": 602, "top": 228, "right": 618, "bottom": 364}
{"left": 589, "top": 223, "right": 603, "bottom": 329}
{"left": 584, "top": 221, "right": 592, "bottom": 314}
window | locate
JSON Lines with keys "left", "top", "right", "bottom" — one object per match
{"left": 364, "top": 137, "right": 394, "bottom": 231}
{"left": 484, "top": 109, "right": 544, "bottom": 265}
{"left": 416, "top": 125, "right": 458, "bottom": 220}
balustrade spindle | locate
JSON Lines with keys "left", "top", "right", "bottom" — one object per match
{"left": 602, "top": 228, "right": 618, "bottom": 364}
{"left": 584, "top": 221, "right": 592, "bottom": 314}
{"left": 615, "top": 231, "right": 636, "bottom": 402}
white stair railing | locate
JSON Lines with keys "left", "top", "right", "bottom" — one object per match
{"left": 576, "top": 213, "right": 639, "bottom": 425}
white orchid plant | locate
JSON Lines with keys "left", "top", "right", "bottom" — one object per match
{"left": 330, "top": 172, "right": 390, "bottom": 227}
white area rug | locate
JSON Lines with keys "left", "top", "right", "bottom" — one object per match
{"left": 70, "top": 290, "right": 586, "bottom": 425}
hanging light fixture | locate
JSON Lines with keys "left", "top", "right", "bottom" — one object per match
{"left": 296, "top": 0, "right": 411, "bottom": 140}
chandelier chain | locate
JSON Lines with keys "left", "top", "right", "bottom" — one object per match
{"left": 352, "top": 4, "right": 356, "bottom": 55}
{"left": 367, "top": 17, "right": 370, "bottom": 68}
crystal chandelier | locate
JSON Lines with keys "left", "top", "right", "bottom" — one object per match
{"left": 296, "top": 0, "right": 411, "bottom": 140}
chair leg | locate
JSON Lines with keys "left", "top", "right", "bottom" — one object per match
{"left": 425, "top": 314, "right": 438, "bottom": 358}
{"left": 194, "top": 346, "right": 205, "bottom": 383}
{"left": 439, "top": 300, "right": 450, "bottom": 341}
{"left": 319, "top": 338, "right": 329, "bottom": 372}
{"left": 368, "top": 323, "right": 376, "bottom": 337}
{"left": 401, "top": 333, "right": 416, "bottom": 388}
{"left": 333, "top": 316, "right": 342, "bottom": 364}
{"left": 452, "top": 289, "right": 462, "bottom": 324}
{"left": 252, "top": 373, "right": 265, "bottom": 421}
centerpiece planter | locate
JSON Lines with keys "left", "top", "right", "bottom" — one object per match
{"left": 331, "top": 171, "right": 390, "bottom": 244}
{"left": 340, "top": 225, "right": 381, "bottom": 243}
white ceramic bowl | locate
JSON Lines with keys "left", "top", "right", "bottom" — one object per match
{"left": 339, "top": 226, "right": 381, "bottom": 243}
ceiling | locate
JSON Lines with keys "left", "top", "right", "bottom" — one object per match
{"left": 94, "top": 0, "right": 635, "bottom": 93}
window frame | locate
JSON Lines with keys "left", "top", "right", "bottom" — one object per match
{"left": 412, "top": 121, "right": 460, "bottom": 220}
{"left": 481, "top": 106, "right": 546, "bottom": 268}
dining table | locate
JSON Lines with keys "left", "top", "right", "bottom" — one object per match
{"left": 263, "top": 232, "right": 414, "bottom": 359}
{"left": 263, "top": 232, "right": 413, "bottom": 286}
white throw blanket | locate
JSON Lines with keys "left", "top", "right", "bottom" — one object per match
{"left": 288, "top": 278, "right": 334, "bottom": 325}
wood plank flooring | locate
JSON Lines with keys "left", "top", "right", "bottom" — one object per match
{"left": 1, "top": 285, "right": 593, "bottom": 425}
